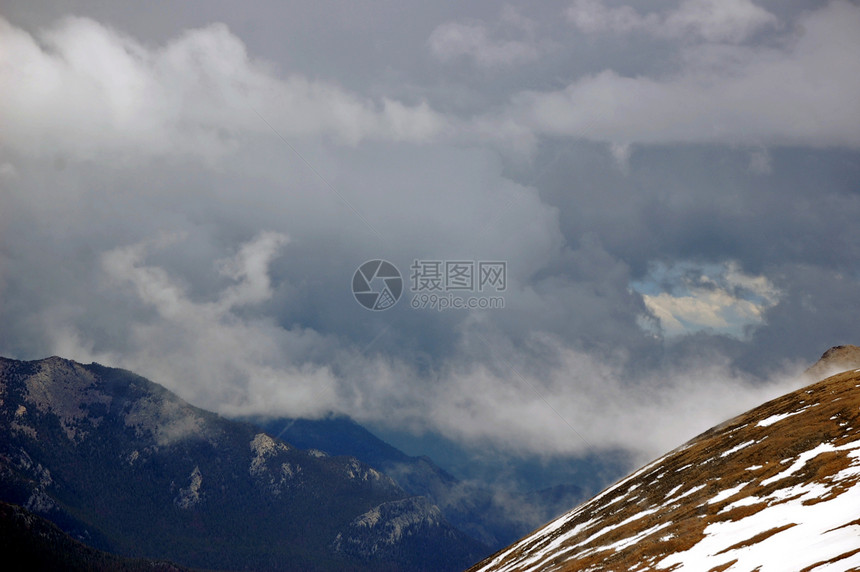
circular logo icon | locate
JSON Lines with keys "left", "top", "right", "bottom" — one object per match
{"left": 352, "top": 260, "right": 403, "bottom": 311}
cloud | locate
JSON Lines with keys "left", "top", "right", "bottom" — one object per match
{"left": 1, "top": 3, "right": 858, "bottom": 476}
{"left": 215, "top": 231, "right": 290, "bottom": 309}
{"left": 0, "top": 162, "right": 17, "bottom": 178}
{"left": 747, "top": 147, "right": 772, "bottom": 174}
{"left": 497, "top": 1, "right": 860, "bottom": 150}
{"left": 50, "top": 232, "right": 341, "bottom": 418}
{"left": 567, "top": 0, "right": 778, "bottom": 44}
{"left": 428, "top": 8, "right": 543, "bottom": 68}
{"left": 5, "top": 4, "right": 856, "bottom": 162}
{"left": 609, "top": 142, "right": 632, "bottom": 171}
{"left": 644, "top": 289, "right": 762, "bottom": 336}
{"left": 374, "top": 333, "right": 805, "bottom": 465}
{"left": 663, "top": 0, "right": 778, "bottom": 43}
{"left": 567, "top": 0, "right": 659, "bottom": 35}
{"left": 737, "top": 264, "right": 860, "bottom": 375}
{"left": 635, "top": 261, "right": 781, "bottom": 337}
{"left": 34, "top": 230, "right": 803, "bottom": 466}
{"left": 0, "top": 16, "right": 448, "bottom": 162}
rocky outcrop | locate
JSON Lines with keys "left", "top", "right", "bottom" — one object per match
{"left": 804, "top": 344, "right": 860, "bottom": 381}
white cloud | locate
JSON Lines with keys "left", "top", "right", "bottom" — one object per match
{"left": 723, "top": 262, "right": 780, "bottom": 305}
{"left": 429, "top": 8, "right": 542, "bottom": 68}
{"left": 3, "top": 3, "right": 856, "bottom": 167}
{"left": 48, "top": 232, "right": 341, "bottom": 418}
{"left": 636, "top": 261, "right": 781, "bottom": 337}
{"left": 664, "top": 0, "right": 778, "bottom": 43}
{"left": 643, "top": 289, "right": 761, "bottom": 335}
{"left": 0, "top": 16, "right": 448, "bottom": 162}
{"left": 215, "top": 231, "right": 290, "bottom": 310}
{"left": 390, "top": 335, "right": 804, "bottom": 464}
{"left": 41, "top": 231, "right": 802, "bottom": 465}
{"left": 567, "top": 0, "right": 778, "bottom": 44}
{"left": 567, "top": 0, "right": 659, "bottom": 35}
{"left": 498, "top": 1, "right": 860, "bottom": 151}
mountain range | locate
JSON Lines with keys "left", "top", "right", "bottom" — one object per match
{"left": 5, "top": 347, "right": 860, "bottom": 571}
{"left": 242, "top": 414, "right": 585, "bottom": 551}
{"left": 468, "top": 349, "right": 860, "bottom": 571}
{"left": 0, "top": 356, "right": 486, "bottom": 571}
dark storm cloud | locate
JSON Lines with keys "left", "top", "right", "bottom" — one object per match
{"left": 1, "top": 1, "right": 858, "bottom": 464}
{"left": 511, "top": 140, "right": 859, "bottom": 368}
{"left": 738, "top": 264, "right": 860, "bottom": 375}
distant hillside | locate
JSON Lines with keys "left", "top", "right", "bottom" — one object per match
{"left": 244, "top": 415, "right": 585, "bottom": 551}
{"left": 0, "top": 356, "right": 486, "bottom": 572}
{"left": 469, "top": 354, "right": 860, "bottom": 571}
{"left": 0, "top": 500, "right": 188, "bottom": 572}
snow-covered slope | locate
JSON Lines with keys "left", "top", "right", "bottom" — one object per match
{"left": 468, "top": 367, "right": 860, "bottom": 572}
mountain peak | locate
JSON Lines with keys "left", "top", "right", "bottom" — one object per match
{"left": 0, "top": 356, "right": 486, "bottom": 571}
{"left": 469, "top": 368, "right": 860, "bottom": 571}
{"left": 804, "top": 344, "right": 860, "bottom": 381}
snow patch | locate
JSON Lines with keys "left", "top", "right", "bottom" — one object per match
{"left": 760, "top": 442, "right": 843, "bottom": 486}
{"left": 757, "top": 410, "right": 802, "bottom": 427}
{"left": 670, "top": 484, "right": 706, "bottom": 501}
{"left": 706, "top": 483, "right": 746, "bottom": 505}
{"left": 720, "top": 440, "right": 756, "bottom": 458}
{"left": 658, "top": 437, "right": 860, "bottom": 571}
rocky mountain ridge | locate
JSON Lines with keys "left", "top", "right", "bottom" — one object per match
{"left": 0, "top": 356, "right": 485, "bottom": 571}
{"left": 245, "top": 414, "right": 586, "bottom": 551}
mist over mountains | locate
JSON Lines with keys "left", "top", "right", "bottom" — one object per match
{"left": 4, "top": 348, "right": 860, "bottom": 570}
{"left": 2, "top": 0, "right": 860, "bottom": 478}
{"left": 243, "top": 414, "right": 587, "bottom": 550}
{"left": 2, "top": 0, "right": 860, "bottom": 570}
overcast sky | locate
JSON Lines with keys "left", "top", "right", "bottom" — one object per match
{"left": 1, "top": 0, "right": 859, "bottom": 467}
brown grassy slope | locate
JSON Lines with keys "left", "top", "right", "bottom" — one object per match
{"left": 468, "top": 367, "right": 860, "bottom": 572}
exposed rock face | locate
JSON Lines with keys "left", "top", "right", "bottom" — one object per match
{"left": 247, "top": 415, "right": 590, "bottom": 552}
{"left": 334, "top": 496, "right": 486, "bottom": 571}
{"left": 17, "top": 356, "right": 112, "bottom": 443}
{"left": 333, "top": 497, "right": 445, "bottom": 557}
{"left": 173, "top": 466, "right": 203, "bottom": 509}
{"left": 469, "top": 368, "right": 860, "bottom": 572}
